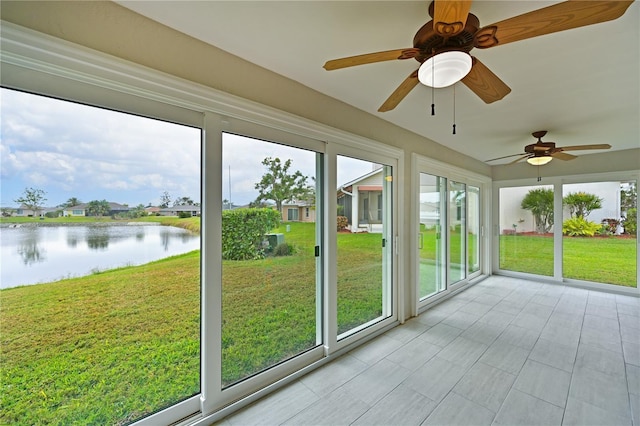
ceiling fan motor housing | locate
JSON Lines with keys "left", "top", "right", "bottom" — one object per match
{"left": 412, "top": 14, "right": 480, "bottom": 63}
{"left": 525, "top": 141, "right": 556, "bottom": 155}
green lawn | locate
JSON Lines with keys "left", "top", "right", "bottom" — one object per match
{"left": 1, "top": 222, "right": 636, "bottom": 424}
{"left": 500, "top": 234, "right": 637, "bottom": 287}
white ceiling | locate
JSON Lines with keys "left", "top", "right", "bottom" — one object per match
{"left": 117, "top": 1, "right": 639, "bottom": 165}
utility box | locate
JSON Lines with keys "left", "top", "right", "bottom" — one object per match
{"left": 265, "top": 233, "right": 285, "bottom": 249}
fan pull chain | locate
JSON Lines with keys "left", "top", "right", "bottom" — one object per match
{"left": 452, "top": 83, "right": 457, "bottom": 135}
{"left": 537, "top": 165, "right": 542, "bottom": 182}
{"left": 431, "top": 50, "right": 435, "bottom": 116}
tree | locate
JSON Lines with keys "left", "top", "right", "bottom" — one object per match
{"left": 159, "top": 191, "right": 172, "bottom": 208}
{"left": 254, "top": 157, "right": 309, "bottom": 214}
{"left": 621, "top": 182, "right": 636, "bottom": 213}
{"left": 14, "top": 187, "right": 47, "bottom": 217}
{"left": 563, "top": 191, "right": 603, "bottom": 219}
{"left": 173, "top": 196, "right": 195, "bottom": 206}
{"left": 86, "top": 200, "right": 111, "bottom": 217}
{"left": 61, "top": 197, "right": 82, "bottom": 208}
{"left": 521, "top": 188, "right": 554, "bottom": 234}
{"left": 127, "top": 204, "right": 147, "bottom": 218}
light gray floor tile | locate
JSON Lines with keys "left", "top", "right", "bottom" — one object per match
{"left": 437, "top": 336, "right": 488, "bottom": 368}
{"left": 623, "top": 341, "right": 640, "bottom": 367}
{"left": 530, "top": 294, "right": 560, "bottom": 308}
{"left": 493, "top": 389, "right": 564, "bottom": 425}
{"left": 540, "top": 322, "right": 581, "bottom": 348}
{"left": 403, "top": 356, "right": 467, "bottom": 402}
{"left": 479, "top": 341, "right": 530, "bottom": 375}
{"left": 513, "top": 359, "right": 571, "bottom": 408}
{"left": 529, "top": 338, "right": 578, "bottom": 372}
{"left": 385, "top": 318, "right": 430, "bottom": 344}
{"left": 588, "top": 292, "right": 618, "bottom": 309}
{"left": 511, "top": 311, "right": 548, "bottom": 333}
{"left": 225, "top": 381, "right": 318, "bottom": 425}
{"left": 569, "top": 365, "right": 631, "bottom": 420}
{"left": 494, "top": 324, "right": 539, "bottom": 350}
{"left": 423, "top": 392, "right": 495, "bottom": 426}
{"left": 583, "top": 313, "right": 620, "bottom": 332}
{"left": 585, "top": 303, "right": 618, "bottom": 319}
{"left": 473, "top": 293, "right": 504, "bottom": 307}
{"left": 575, "top": 343, "right": 626, "bottom": 379}
{"left": 619, "top": 313, "right": 640, "bottom": 331}
{"left": 563, "top": 397, "right": 632, "bottom": 426}
{"left": 627, "top": 363, "right": 640, "bottom": 396}
{"left": 492, "top": 300, "right": 524, "bottom": 316}
{"left": 459, "top": 301, "right": 493, "bottom": 317}
{"left": 434, "top": 299, "right": 467, "bottom": 315}
{"left": 349, "top": 335, "right": 404, "bottom": 365}
{"left": 300, "top": 354, "right": 368, "bottom": 396}
{"left": 342, "top": 359, "right": 412, "bottom": 406}
{"left": 352, "top": 384, "right": 436, "bottom": 426}
{"left": 618, "top": 302, "right": 640, "bottom": 318}
{"left": 581, "top": 326, "right": 623, "bottom": 354}
{"left": 283, "top": 387, "right": 369, "bottom": 426}
{"left": 478, "top": 310, "right": 516, "bottom": 328}
{"left": 546, "top": 311, "right": 584, "bottom": 330}
{"left": 441, "top": 311, "right": 481, "bottom": 331}
{"left": 416, "top": 308, "right": 448, "bottom": 326}
{"left": 420, "top": 322, "right": 463, "bottom": 347}
{"left": 616, "top": 295, "right": 640, "bottom": 309}
{"left": 386, "top": 337, "right": 442, "bottom": 371}
{"left": 453, "top": 362, "right": 515, "bottom": 412}
{"left": 630, "top": 394, "right": 640, "bottom": 426}
{"left": 521, "top": 302, "right": 554, "bottom": 319}
{"left": 621, "top": 324, "right": 640, "bottom": 345}
{"left": 460, "top": 321, "right": 506, "bottom": 346}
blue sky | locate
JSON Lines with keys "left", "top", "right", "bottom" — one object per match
{"left": 1, "top": 88, "right": 375, "bottom": 209}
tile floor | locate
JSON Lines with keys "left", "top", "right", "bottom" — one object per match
{"left": 220, "top": 276, "right": 640, "bottom": 425}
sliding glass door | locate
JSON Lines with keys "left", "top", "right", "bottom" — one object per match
{"left": 336, "top": 156, "right": 393, "bottom": 338}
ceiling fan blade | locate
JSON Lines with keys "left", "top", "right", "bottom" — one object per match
{"left": 434, "top": 0, "right": 473, "bottom": 37}
{"left": 474, "top": 1, "right": 634, "bottom": 49}
{"left": 558, "top": 144, "right": 612, "bottom": 151}
{"left": 461, "top": 57, "right": 511, "bottom": 104}
{"left": 323, "top": 48, "right": 420, "bottom": 71}
{"left": 550, "top": 151, "right": 578, "bottom": 161}
{"left": 486, "top": 152, "right": 527, "bottom": 162}
{"left": 507, "top": 154, "right": 531, "bottom": 165}
{"left": 378, "top": 70, "right": 419, "bottom": 112}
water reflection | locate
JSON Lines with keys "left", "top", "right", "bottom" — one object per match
{"left": 17, "top": 227, "right": 46, "bottom": 265}
{"left": 1, "top": 224, "right": 200, "bottom": 288}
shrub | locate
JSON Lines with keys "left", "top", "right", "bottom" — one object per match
{"left": 622, "top": 208, "right": 637, "bottom": 235}
{"left": 221, "top": 208, "right": 280, "bottom": 260}
{"left": 600, "top": 218, "right": 621, "bottom": 235}
{"left": 273, "top": 242, "right": 295, "bottom": 256}
{"left": 178, "top": 211, "right": 192, "bottom": 219}
{"left": 563, "top": 191, "right": 603, "bottom": 219}
{"left": 337, "top": 215, "right": 348, "bottom": 231}
{"left": 562, "top": 216, "right": 601, "bottom": 237}
{"left": 521, "top": 188, "right": 554, "bottom": 234}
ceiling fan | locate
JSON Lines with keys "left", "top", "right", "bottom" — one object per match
{"left": 323, "top": 1, "right": 633, "bottom": 112}
{"left": 486, "top": 131, "right": 612, "bottom": 165}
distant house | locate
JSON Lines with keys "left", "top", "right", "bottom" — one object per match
{"left": 14, "top": 204, "right": 46, "bottom": 217}
{"left": 159, "top": 205, "right": 201, "bottom": 217}
{"left": 145, "top": 206, "right": 161, "bottom": 215}
{"left": 63, "top": 202, "right": 130, "bottom": 217}
{"left": 281, "top": 200, "right": 315, "bottom": 223}
{"left": 337, "top": 168, "right": 384, "bottom": 233}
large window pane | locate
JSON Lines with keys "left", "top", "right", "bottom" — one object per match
{"left": 562, "top": 181, "right": 637, "bottom": 287}
{"left": 499, "top": 185, "right": 554, "bottom": 276}
{"left": 418, "top": 173, "right": 446, "bottom": 299}
{"left": 449, "top": 181, "right": 466, "bottom": 284}
{"left": 337, "top": 156, "right": 392, "bottom": 337}
{"left": 221, "top": 133, "right": 321, "bottom": 386}
{"left": 0, "top": 88, "right": 201, "bottom": 424}
{"left": 468, "top": 185, "right": 480, "bottom": 275}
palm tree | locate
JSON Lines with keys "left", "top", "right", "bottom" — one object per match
{"left": 521, "top": 188, "right": 554, "bottom": 233}
{"left": 563, "top": 191, "right": 602, "bottom": 219}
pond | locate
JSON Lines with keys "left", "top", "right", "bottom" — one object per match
{"left": 0, "top": 224, "right": 200, "bottom": 289}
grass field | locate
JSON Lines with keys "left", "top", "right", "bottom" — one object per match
{"left": 1, "top": 220, "right": 636, "bottom": 424}
{"left": 500, "top": 234, "right": 636, "bottom": 287}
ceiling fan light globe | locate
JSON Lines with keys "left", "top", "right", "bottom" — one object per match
{"left": 527, "top": 156, "right": 553, "bottom": 166}
{"left": 418, "top": 51, "right": 472, "bottom": 88}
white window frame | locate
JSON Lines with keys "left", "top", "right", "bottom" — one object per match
{"left": 1, "top": 21, "right": 405, "bottom": 425}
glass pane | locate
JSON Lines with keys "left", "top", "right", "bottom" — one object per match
{"left": 449, "top": 181, "right": 466, "bottom": 284}
{"left": 499, "top": 185, "right": 554, "bottom": 276}
{"left": 562, "top": 181, "right": 637, "bottom": 287}
{"left": 221, "top": 133, "right": 320, "bottom": 387}
{"left": 468, "top": 185, "right": 480, "bottom": 275}
{"left": 337, "top": 156, "right": 392, "bottom": 338}
{"left": 0, "top": 88, "right": 201, "bottom": 424}
{"left": 419, "top": 173, "right": 446, "bottom": 299}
